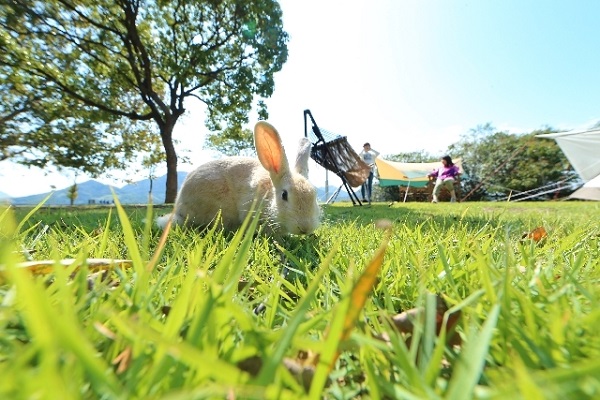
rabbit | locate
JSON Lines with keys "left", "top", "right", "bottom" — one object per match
{"left": 156, "top": 121, "right": 321, "bottom": 235}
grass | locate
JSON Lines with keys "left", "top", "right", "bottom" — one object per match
{"left": 1, "top": 200, "right": 600, "bottom": 399}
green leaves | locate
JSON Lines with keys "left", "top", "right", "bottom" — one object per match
{"left": 205, "top": 125, "right": 256, "bottom": 156}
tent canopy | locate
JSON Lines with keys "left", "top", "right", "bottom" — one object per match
{"left": 376, "top": 158, "right": 462, "bottom": 188}
{"left": 537, "top": 128, "right": 600, "bottom": 200}
{"left": 570, "top": 174, "right": 600, "bottom": 200}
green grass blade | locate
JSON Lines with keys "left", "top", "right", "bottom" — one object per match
{"left": 446, "top": 304, "right": 500, "bottom": 399}
{"left": 255, "top": 244, "right": 336, "bottom": 385}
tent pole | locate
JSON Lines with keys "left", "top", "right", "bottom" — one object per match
{"left": 403, "top": 181, "right": 410, "bottom": 203}
{"left": 325, "top": 169, "right": 329, "bottom": 200}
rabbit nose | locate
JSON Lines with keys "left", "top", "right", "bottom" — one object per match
{"left": 294, "top": 225, "right": 307, "bottom": 235}
{"left": 297, "top": 225, "right": 315, "bottom": 235}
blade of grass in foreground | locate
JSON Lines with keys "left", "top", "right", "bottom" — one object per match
{"left": 309, "top": 227, "right": 390, "bottom": 398}
{"left": 96, "top": 207, "right": 113, "bottom": 256}
{"left": 5, "top": 260, "right": 121, "bottom": 397}
{"left": 255, "top": 243, "right": 337, "bottom": 385}
{"left": 494, "top": 357, "right": 600, "bottom": 399}
{"left": 445, "top": 304, "right": 500, "bottom": 400}
{"left": 112, "top": 192, "right": 147, "bottom": 306}
{"left": 14, "top": 194, "right": 51, "bottom": 233}
{"left": 183, "top": 205, "right": 260, "bottom": 351}
{"left": 424, "top": 289, "right": 486, "bottom": 387}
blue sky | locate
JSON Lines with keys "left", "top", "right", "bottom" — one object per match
{"left": 2, "top": 0, "right": 600, "bottom": 197}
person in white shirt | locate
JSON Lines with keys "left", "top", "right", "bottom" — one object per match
{"left": 359, "top": 142, "right": 380, "bottom": 204}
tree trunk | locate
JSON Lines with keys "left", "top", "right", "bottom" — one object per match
{"left": 160, "top": 122, "right": 179, "bottom": 204}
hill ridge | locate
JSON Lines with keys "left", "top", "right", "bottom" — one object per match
{"left": 6, "top": 172, "right": 347, "bottom": 205}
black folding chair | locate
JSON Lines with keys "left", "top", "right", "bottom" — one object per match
{"left": 303, "top": 109, "right": 370, "bottom": 205}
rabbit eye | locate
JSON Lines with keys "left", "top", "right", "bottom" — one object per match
{"left": 281, "top": 190, "right": 288, "bottom": 201}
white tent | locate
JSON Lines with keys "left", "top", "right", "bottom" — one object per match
{"left": 537, "top": 128, "right": 600, "bottom": 200}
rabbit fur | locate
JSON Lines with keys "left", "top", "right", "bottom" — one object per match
{"left": 156, "top": 121, "right": 321, "bottom": 235}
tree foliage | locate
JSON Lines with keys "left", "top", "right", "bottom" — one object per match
{"left": 205, "top": 125, "right": 256, "bottom": 157}
{"left": 386, "top": 150, "right": 437, "bottom": 164}
{"left": 0, "top": 3, "right": 157, "bottom": 174}
{"left": 66, "top": 182, "right": 78, "bottom": 206}
{"left": 0, "top": 0, "right": 288, "bottom": 202}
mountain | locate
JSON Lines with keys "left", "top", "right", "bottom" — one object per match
{"left": 8, "top": 171, "right": 349, "bottom": 205}
{"left": 316, "top": 186, "right": 351, "bottom": 202}
{"left": 114, "top": 171, "right": 189, "bottom": 204}
{"left": 9, "top": 172, "right": 189, "bottom": 206}
{"left": 11, "top": 180, "right": 114, "bottom": 206}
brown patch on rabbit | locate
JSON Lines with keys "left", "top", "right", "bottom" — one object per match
{"left": 157, "top": 121, "right": 321, "bottom": 236}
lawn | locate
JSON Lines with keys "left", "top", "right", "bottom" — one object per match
{"left": 1, "top": 200, "right": 599, "bottom": 399}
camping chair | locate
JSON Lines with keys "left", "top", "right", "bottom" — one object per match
{"left": 303, "top": 109, "right": 370, "bottom": 205}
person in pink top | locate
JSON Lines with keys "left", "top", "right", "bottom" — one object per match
{"left": 428, "top": 155, "right": 460, "bottom": 203}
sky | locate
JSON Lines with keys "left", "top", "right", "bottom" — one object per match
{"left": 2, "top": 0, "right": 600, "bottom": 197}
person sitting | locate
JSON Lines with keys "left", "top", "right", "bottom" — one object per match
{"left": 428, "top": 155, "right": 460, "bottom": 203}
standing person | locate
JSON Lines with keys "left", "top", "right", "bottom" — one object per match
{"left": 428, "top": 155, "right": 460, "bottom": 203}
{"left": 359, "top": 142, "right": 380, "bottom": 204}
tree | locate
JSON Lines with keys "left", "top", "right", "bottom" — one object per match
{"left": 446, "top": 123, "right": 495, "bottom": 201}
{"left": 205, "top": 125, "right": 256, "bottom": 157}
{"left": 141, "top": 140, "right": 166, "bottom": 202}
{"left": 67, "top": 182, "right": 78, "bottom": 206}
{"left": 0, "top": 0, "right": 288, "bottom": 203}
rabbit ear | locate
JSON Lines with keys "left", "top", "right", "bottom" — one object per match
{"left": 294, "top": 137, "right": 311, "bottom": 178}
{"left": 254, "top": 121, "right": 290, "bottom": 177}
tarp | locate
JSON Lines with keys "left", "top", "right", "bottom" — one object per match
{"left": 537, "top": 128, "right": 600, "bottom": 200}
{"left": 570, "top": 174, "right": 600, "bottom": 200}
{"left": 375, "top": 158, "right": 462, "bottom": 188}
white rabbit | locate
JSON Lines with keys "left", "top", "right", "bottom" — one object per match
{"left": 156, "top": 121, "right": 321, "bottom": 235}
